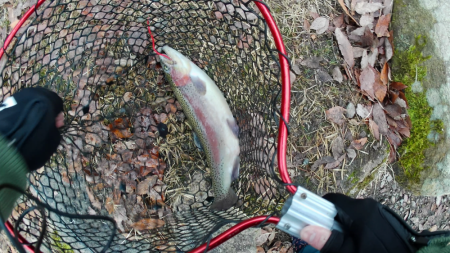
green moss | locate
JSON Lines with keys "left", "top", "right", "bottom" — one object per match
{"left": 50, "top": 231, "right": 74, "bottom": 253}
{"left": 393, "top": 36, "right": 444, "bottom": 181}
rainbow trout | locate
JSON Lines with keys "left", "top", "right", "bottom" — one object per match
{"left": 159, "top": 46, "right": 240, "bottom": 211}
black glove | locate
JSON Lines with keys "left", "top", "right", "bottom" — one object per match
{"left": 321, "top": 193, "right": 450, "bottom": 253}
{"left": 0, "top": 87, "right": 63, "bottom": 171}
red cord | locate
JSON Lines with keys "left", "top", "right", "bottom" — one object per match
{"left": 147, "top": 20, "right": 171, "bottom": 60}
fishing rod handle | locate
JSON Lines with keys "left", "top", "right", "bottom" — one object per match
{"left": 276, "top": 186, "right": 343, "bottom": 238}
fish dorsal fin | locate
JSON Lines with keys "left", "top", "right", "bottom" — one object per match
{"left": 227, "top": 118, "right": 239, "bottom": 138}
{"left": 189, "top": 72, "right": 207, "bottom": 95}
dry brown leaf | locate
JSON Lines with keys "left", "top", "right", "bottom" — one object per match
{"left": 304, "top": 19, "right": 311, "bottom": 32}
{"left": 369, "top": 119, "right": 380, "bottom": 140}
{"left": 131, "top": 218, "right": 165, "bottom": 231}
{"left": 86, "top": 185, "right": 101, "bottom": 210}
{"left": 384, "top": 104, "right": 403, "bottom": 118}
{"left": 390, "top": 82, "right": 407, "bottom": 91}
{"left": 105, "top": 197, "right": 114, "bottom": 214}
{"left": 301, "top": 57, "right": 322, "bottom": 68}
{"left": 373, "top": 103, "right": 388, "bottom": 135}
{"left": 385, "top": 36, "right": 394, "bottom": 61}
{"left": 333, "top": 13, "right": 345, "bottom": 28}
{"left": 361, "top": 26, "right": 374, "bottom": 47}
{"left": 311, "top": 156, "right": 335, "bottom": 171}
{"left": 326, "top": 106, "right": 347, "bottom": 125}
{"left": 257, "top": 246, "right": 265, "bottom": 253}
{"left": 351, "top": 137, "right": 368, "bottom": 150}
{"left": 375, "top": 14, "right": 391, "bottom": 37}
{"left": 360, "top": 13, "right": 374, "bottom": 28}
{"left": 310, "top": 17, "right": 329, "bottom": 34}
{"left": 397, "top": 127, "right": 411, "bottom": 138}
{"left": 137, "top": 175, "right": 158, "bottom": 195}
{"left": 383, "top": 0, "right": 393, "bottom": 14}
{"left": 325, "top": 154, "right": 346, "bottom": 169}
{"left": 310, "top": 12, "right": 320, "bottom": 19}
{"left": 256, "top": 230, "right": 271, "bottom": 246}
{"left": 387, "top": 130, "right": 402, "bottom": 149}
{"left": 360, "top": 66, "right": 387, "bottom": 101}
{"left": 380, "top": 62, "right": 389, "bottom": 85}
{"left": 338, "top": 0, "right": 359, "bottom": 25}
{"left": 335, "top": 28, "right": 355, "bottom": 68}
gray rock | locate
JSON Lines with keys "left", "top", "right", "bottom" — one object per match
{"left": 210, "top": 224, "right": 259, "bottom": 253}
{"left": 346, "top": 102, "right": 356, "bottom": 118}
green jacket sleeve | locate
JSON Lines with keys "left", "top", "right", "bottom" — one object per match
{"left": 417, "top": 236, "right": 450, "bottom": 253}
{"left": 0, "top": 134, "right": 28, "bottom": 221}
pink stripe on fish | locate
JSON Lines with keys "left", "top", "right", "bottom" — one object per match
{"left": 183, "top": 89, "right": 221, "bottom": 164}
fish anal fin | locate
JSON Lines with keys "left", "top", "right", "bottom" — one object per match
{"left": 190, "top": 72, "right": 207, "bottom": 95}
{"left": 227, "top": 118, "right": 239, "bottom": 138}
{"left": 210, "top": 188, "right": 238, "bottom": 211}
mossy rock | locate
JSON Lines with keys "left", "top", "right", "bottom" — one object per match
{"left": 391, "top": 0, "right": 450, "bottom": 196}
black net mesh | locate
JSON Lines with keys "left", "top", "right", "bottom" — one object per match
{"left": 0, "top": 0, "right": 289, "bottom": 251}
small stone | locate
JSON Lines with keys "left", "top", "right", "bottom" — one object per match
{"left": 346, "top": 102, "right": 356, "bottom": 118}
{"left": 436, "top": 196, "right": 442, "bottom": 206}
{"left": 391, "top": 196, "right": 396, "bottom": 204}
{"left": 317, "top": 69, "right": 333, "bottom": 83}
{"left": 404, "top": 194, "right": 408, "bottom": 203}
{"left": 346, "top": 148, "right": 357, "bottom": 159}
{"left": 332, "top": 66, "right": 343, "bottom": 83}
{"left": 411, "top": 201, "right": 416, "bottom": 208}
{"left": 387, "top": 174, "right": 393, "bottom": 182}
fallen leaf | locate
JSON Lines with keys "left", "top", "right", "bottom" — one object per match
{"left": 326, "top": 106, "right": 347, "bottom": 125}
{"left": 333, "top": 13, "right": 345, "bottom": 28}
{"left": 373, "top": 103, "right": 388, "bottom": 135}
{"left": 361, "top": 26, "right": 374, "bottom": 47}
{"left": 375, "top": 14, "right": 391, "bottom": 37}
{"left": 361, "top": 50, "right": 369, "bottom": 69}
{"left": 257, "top": 246, "right": 265, "bottom": 253}
{"left": 344, "top": 103, "right": 355, "bottom": 119}
{"left": 131, "top": 218, "right": 165, "bottom": 230}
{"left": 256, "top": 230, "right": 271, "bottom": 246}
{"left": 300, "top": 57, "right": 322, "bottom": 68}
{"left": 338, "top": 0, "right": 360, "bottom": 25}
{"left": 356, "top": 103, "right": 370, "bottom": 118}
{"left": 332, "top": 66, "right": 344, "bottom": 83}
{"left": 304, "top": 19, "right": 311, "bottom": 32}
{"left": 10, "top": 19, "right": 20, "bottom": 29}
{"left": 369, "top": 119, "right": 380, "bottom": 140}
{"left": 331, "top": 136, "right": 345, "bottom": 159}
{"left": 310, "top": 12, "right": 319, "bottom": 19}
{"left": 360, "top": 13, "right": 374, "bottom": 28}
{"left": 355, "top": 2, "right": 384, "bottom": 14}
{"left": 380, "top": 62, "right": 389, "bottom": 85}
{"left": 353, "top": 47, "right": 366, "bottom": 58}
{"left": 325, "top": 154, "right": 346, "bottom": 169}
{"left": 351, "top": 137, "right": 368, "bottom": 150}
{"left": 290, "top": 70, "right": 296, "bottom": 85}
{"left": 387, "top": 129, "right": 402, "bottom": 149}
{"left": 335, "top": 28, "right": 354, "bottom": 67}
{"left": 347, "top": 148, "right": 357, "bottom": 159}
{"left": 86, "top": 185, "right": 102, "bottom": 210}
{"left": 137, "top": 175, "right": 158, "bottom": 195}
{"left": 105, "top": 197, "right": 115, "bottom": 214}
{"left": 292, "top": 64, "right": 301, "bottom": 75}
{"left": 368, "top": 48, "right": 379, "bottom": 68}
{"left": 311, "top": 156, "right": 335, "bottom": 171}
{"left": 360, "top": 66, "right": 387, "bottom": 101}
{"left": 389, "top": 90, "right": 399, "bottom": 103}
{"left": 385, "top": 37, "right": 393, "bottom": 61}
{"left": 384, "top": 104, "right": 403, "bottom": 118}
{"left": 397, "top": 127, "right": 411, "bottom": 138}
{"left": 310, "top": 17, "right": 329, "bottom": 34}
{"left": 317, "top": 69, "right": 333, "bottom": 82}
{"left": 390, "top": 82, "right": 407, "bottom": 90}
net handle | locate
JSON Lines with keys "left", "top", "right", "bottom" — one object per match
{"left": 188, "top": 216, "right": 280, "bottom": 253}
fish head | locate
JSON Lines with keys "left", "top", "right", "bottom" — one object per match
{"left": 160, "top": 46, "right": 192, "bottom": 87}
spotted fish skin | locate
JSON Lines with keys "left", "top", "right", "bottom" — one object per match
{"left": 159, "top": 46, "right": 240, "bottom": 211}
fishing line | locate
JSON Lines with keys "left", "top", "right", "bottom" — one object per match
{"left": 147, "top": 20, "right": 171, "bottom": 60}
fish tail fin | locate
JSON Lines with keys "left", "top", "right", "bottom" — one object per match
{"left": 210, "top": 188, "right": 238, "bottom": 211}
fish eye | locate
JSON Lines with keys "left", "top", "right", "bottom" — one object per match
{"left": 163, "top": 64, "right": 170, "bottom": 72}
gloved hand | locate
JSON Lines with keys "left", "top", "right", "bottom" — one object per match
{"left": 300, "top": 193, "right": 450, "bottom": 253}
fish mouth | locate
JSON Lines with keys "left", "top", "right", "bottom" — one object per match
{"left": 160, "top": 46, "right": 179, "bottom": 66}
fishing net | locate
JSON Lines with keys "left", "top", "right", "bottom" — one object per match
{"left": 0, "top": 0, "right": 290, "bottom": 252}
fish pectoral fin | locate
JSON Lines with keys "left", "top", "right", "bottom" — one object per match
{"left": 227, "top": 118, "right": 239, "bottom": 138}
{"left": 193, "top": 132, "right": 204, "bottom": 152}
{"left": 232, "top": 156, "right": 240, "bottom": 181}
{"left": 189, "top": 72, "right": 207, "bottom": 95}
